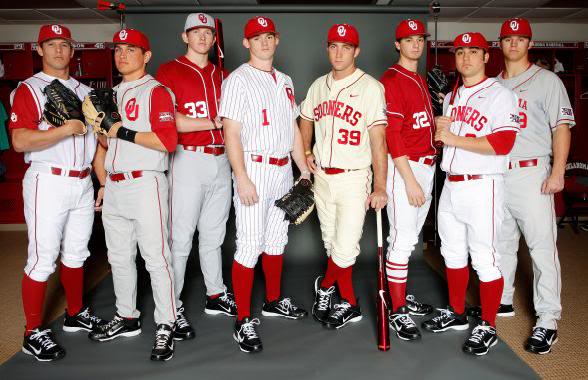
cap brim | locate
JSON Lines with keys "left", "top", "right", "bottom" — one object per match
{"left": 39, "top": 36, "right": 76, "bottom": 45}
{"left": 185, "top": 26, "right": 216, "bottom": 33}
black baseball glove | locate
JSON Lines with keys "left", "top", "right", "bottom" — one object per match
{"left": 275, "top": 178, "right": 315, "bottom": 225}
{"left": 42, "top": 79, "right": 85, "bottom": 133}
{"left": 427, "top": 65, "right": 449, "bottom": 116}
{"left": 82, "top": 88, "right": 122, "bottom": 135}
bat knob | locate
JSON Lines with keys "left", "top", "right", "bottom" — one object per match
{"left": 434, "top": 140, "right": 444, "bottom": 148}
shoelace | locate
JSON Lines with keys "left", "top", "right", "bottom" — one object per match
{"left": 531, "top": 328, "right": 547, "bottom": 341}
{"left": 432, "top": 308, "right": 453, "bottom": 323}
{"left": 30, "top": 329, "right": 57, "bottom": 350}
{"left": 468, "top": 325, "right": 493, "bottom": 344}
{"left": 278, "top": 297, "right": 295, "bottom": 312}
{"left": 79, "top": 307, "right": 103, "bottom": 324}
{"left": 392, "top": 313, "right": 417, "bottom": 328}
{"left": 317, "top": 286, "right": 335, "bottom": 311}
{"left": 220, "top": 292, "right": 237, "bottom": 308}
{"left": 103, "top": 315, "right": 123, "bottom": 331}
{"left": 154, "top": 326, "right": 172, "bottom": 349}
{"left": 175, "top": 307, "right": 190, "bottom": 329}
{"left": 241, "top": 318, "right": 260, "bottom": 340}
{"left": 331, "top": 302, "right": 352, "bottom": 319}
{"left": 406, "top": 294, "right": 423, "bottom": 308}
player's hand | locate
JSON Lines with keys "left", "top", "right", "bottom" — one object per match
{"left": 366, "top": 188, "right": 388, "bottom": 210}
{"left": 300, "top": 169, "right": 311, "bottom": 180}
{"left": 405, "top": 179, "right": 426, "bottom": 207}
{"left": 95, "top": 186, "right": 105, "bottom": 211}
{"left": 236, "top": 175, "right": 259, "bottom": 206}
{"left": 106, "top": 121, "right": 122, "bottom": 138}
{"left": 213, "top": 116, "right": 223, "bottom": 130}
{"left": 306, "top": 153, "right": 317, "bottom": 174}
{"left": 436, "top": 92, "right": 446, "bottom": 104}
{"left": 64, "top": 119, "right": 87, "bottom": 136}
{"left": 435, "top": 116, "right": 455, "bottom": 145}
{"left": 541, "top": 172, "right": 565, "bottom": 194}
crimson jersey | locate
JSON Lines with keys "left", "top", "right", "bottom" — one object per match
{"left": 380, "top": 64, "right": 436, "bottom": 158}
{"left": 156, "top": 56, "right": 226, "bottom": 146}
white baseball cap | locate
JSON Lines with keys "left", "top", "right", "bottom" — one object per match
{"left": 184, "top": 13, "right": 215, "bottom": 32}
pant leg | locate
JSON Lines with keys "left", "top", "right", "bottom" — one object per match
{"left": 60, "top": 177, "right": 94, "bottom": 269}
{"left": 314, "top": 171, "right": 337, "bottom": 258}
{"left": 262, "top": 163, "right": 293, "bottom": 255}
{"left": 438, "top": 181, "right": 469, "bottom": 269}
{"left": 497, "top": 195, "right": 521, "bottom": 305}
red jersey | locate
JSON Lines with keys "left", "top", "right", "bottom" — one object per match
{"left": 156, "top": 56, "right": 226, "bottom": 146}
{"left": 380, "top": 64, "right": 436, "bottom": 158}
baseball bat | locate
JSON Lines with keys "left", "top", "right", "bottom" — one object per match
{"left": 376, "top": 209, "right": 390, "bottom": 351}
{"left": 214, "top": 18, "right": 225, "bottom": 72}
{"left": 434, "top": 75, "right": 460, "bottom": 148}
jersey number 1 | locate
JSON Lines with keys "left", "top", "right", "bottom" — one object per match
{"left": 262, "top": 109, "right": 270, "bottom": 126}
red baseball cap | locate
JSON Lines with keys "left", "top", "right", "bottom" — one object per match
{"left": 327, "top": 24, "right": 359, "bottom": 46}
{"left": 38, "top": 24, "right": 74, "bottom": 45}
{"left": 244, "top": 16, "right": 276, "bottom": 39}
{"left": 453, "top": 32, "right": 489, "bottom": 52}
{"left": 396, "top": 19, "right": 429, "bottom": 40}
{"left": 113, "top": 28, "right": 150, "bottom": 51}
{"left": 500, "top": 18, "right": 532, "bottom": 39}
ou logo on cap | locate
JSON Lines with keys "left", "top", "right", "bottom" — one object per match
{"left": 408, "top": 20, "right": 418, "bottom": 30}
{"left": 462, "top": 34, "right": 471, "bottom": 43}
{"left": 257, "top": 17, "right": 268, "bottom": 27}
{"left": 198, "top": 13, "right": 207, "bottom": 23}
{"left": 51, "top": 25, "right": 62, "bottom": 35}
{"left": 337, "top": 25, "right": 347, "bottom": 37}
{"left": 119, "top": 30, "right": 128, "bottom": 40}
{"left": 510, "top": 20, "right": 519, "bottom": 31}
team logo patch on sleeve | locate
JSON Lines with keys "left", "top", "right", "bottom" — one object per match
{"left": 561, "top": 107, "right": 574, "bottom": 117}
{"left": 159, "top": 112, "right": 174, "bottom": 122}
{"left": 510, "top": 113, "right": 520, "bottom": 123}
{"left": 10, "top": 112, "right": 17, "bottom": 122}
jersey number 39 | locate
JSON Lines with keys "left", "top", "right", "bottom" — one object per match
{"left": 337, "top": 128, "right": 361, "bottom": 146}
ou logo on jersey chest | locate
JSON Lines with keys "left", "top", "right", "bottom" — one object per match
{"left": 51, "top": 25, "right": 62, "bottom": 35}
{"left": 510, "top": 20, "right": 519, "bottom": 31}
{"left": 125, "top": 98, "right": 139, "bottom": 121}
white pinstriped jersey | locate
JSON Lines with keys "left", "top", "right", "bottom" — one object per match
{"left": 219, "top": 63, "right": 298, "bottom": 156}
{"left": 496, "top": 64, "right": 575, "bottom": 159}
{"left": 300, "top": 68, "right": 387, "bottom": 170}
{"left": 441, "top": 77, "right": 519, "bottom": 175}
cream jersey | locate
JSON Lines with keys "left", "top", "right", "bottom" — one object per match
{"left": 300, "top": 68, "right": 387, "bottom": 170}
{"left": 441, "top": 77, "right": 520, "bottom": 175}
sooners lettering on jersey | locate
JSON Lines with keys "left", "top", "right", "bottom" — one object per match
{"left": 441, "top": 77, "right": 519, "bottom": 175}
{"left": 156, "top": 56, "right": 226, "bottom": 146}
{"left": 312, "top": 100, "right": 362, "bottom": 126}
{"left": 380, "top": 64, "right": 435, "bottom": 158}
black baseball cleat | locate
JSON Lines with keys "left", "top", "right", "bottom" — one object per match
{"left": 233, "top": 317, "right": 263, "bottom": 353}
{"left": 467, "top": 304, "right": 515, "bottom": 319}
{"left": 22, "top": 328, "right": 66, "bottom": 362}
{"left": 422, "top": 307, "right": 469, "bottom": 333}
{"left": 174, "top": 306, "right": 195, "bottom": 341}
{"left": 151, "top": 324, "right": 175, "bottom": 361}
{"left": 405, "top": 294, "right": 434, "bottom": 316}
{"left": 63, "top": 306, "right": 107, "bottom": 333}
{"left": 88, "top": 314, "right": 141, "bottom": 342}
{"left": 262, "top": 296, "right": 308, "bottom": 320}
{"left": 312, "top": 276, "right": 335, "bottom": 324}
{"left": 323, "top": 301, "right": 362, "bottom": 329}
{"left": 462, "top": 320, "right": 498, "bottom": 356}
{"left": 204, "top": 291, "right": 237, "bottom": 317}
{"left": 389, "top": 306, "right": 421, "bottom": 341}
{"left": 525, "top": 327, "right": 558, "bottom": 355}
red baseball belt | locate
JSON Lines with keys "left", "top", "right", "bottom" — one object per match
{"left": 50, "top": 167, "right": 91, "bottom": 179}
{"left": 447, "top": 174, "right": 485, "bottom": 182}
{"left": 509, "top": 158, "right": 538, "bottom": 170}
{"left": 407, "top": 156, "right": 437, "bottom": 166}
{"left": 109, "top": 170, "right": 143, "bottom": 182}
{"left": 182, "top": 145, "right": 225, "bottom": 156}
{"left": 322, "top": 167, "right": 359, "bottom": 175}
{"left": 250, "top": 154, "right": 289, "bottom": 166}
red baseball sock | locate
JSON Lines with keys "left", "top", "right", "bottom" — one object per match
{"left": 480, "top": 277, "right": 504, "bottom": 327}
{"left": 262, "top": 253, "right": 283, "bottom": 303}
{"left": 388, "top": 281, "right": 407, "bottom": 312}
{"left": 446, "top": 266, "right": 469, "bottom": 315}
{"left": 60, "top": 263, "right": 84, "bottom": 316}
{"left": 337, "top": 265, "right": 357, "bottom": 306}
{"left": 208, "top": 293, "right": 221, "bottom": 300}
{"left": 321, "top": 257, "right": 341, "bottom": 288}
{"left": 232, "top": 260, "right": 254, "bottom": 321}
{"left": 22, "top": 274, "right": 47, "bottom": 334}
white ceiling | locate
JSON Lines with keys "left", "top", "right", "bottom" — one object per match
{"left": 0, "top": 0, "right": 586, "bottom": 24}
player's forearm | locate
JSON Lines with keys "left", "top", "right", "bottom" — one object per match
{"left": 299, "top": 118, "right": 314, "bottom": 153}
{"left": 11, "top": 127, "right": 70, "bottom": 153}
{"left": 369, "top": 126, "right": 388, "bottom": 191}
{"left": 551, "top": 125, "right": 571, "bottom": 176}
{"left": 175, "top": 112, "right": 215, "bottom": 133}
{"left": 92, "top": 144, "right": 108, "bottom": 185}
{"left": 291, "top": 122, "right": 310, "bottom": 174}
{"left": 223, "top": 119, "right": 249, "bottom": 180}
{"left": 449, "top": 135, "right": 496, "bottom": 155}
{"left": 392, "top": 156, "right": 418, "bottom": 186}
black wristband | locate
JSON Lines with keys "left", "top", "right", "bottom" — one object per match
{"left": 117, "top": 127, "right": 137, "bottom": 143}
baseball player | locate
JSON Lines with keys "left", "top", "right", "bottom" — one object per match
{"left": 9, "top": 24, "right": 105, "bottom": 362}
{"left": 379, "top": 19, "right": 436, "bottom": 341}
{"left": 421, "top": 32, "right": 519, "bottom": 356}
{"left": 88, "top": 29, "right": 179, "bottom": 362}
{"left": 496, "top": 18, "right": 573, "bottom": 354}
{"left": 300, "top": 24, "right": 388, "bottom": 330}
{"left": 156, "top": 12, "right": 236, "bottom": 342}
{"left": 220, "top": 16, "right": 310, "bottom": 353}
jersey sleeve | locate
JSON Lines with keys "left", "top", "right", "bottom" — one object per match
{"left": 442, "top": 90, "right": 451, "bottom": 116}
{"left": 155, "top": 64, "right": 177, "bottom": 104}
{"left": 365, "top": 81, "right": 388, "bottom": 129}
{"left": 299, "top": 83, "right": 315, "bottom": 122}
{"left": 490, "top": 89, "right": 520, "bottom": 133}
{"left": 9, "top": 83, "right": 40, "bottom": 131}
{"left": 545, "top": 74, "right": 576, "bottom": 130}
{"left": 219, "top": 74, "right": 246, "bottom": 123}
{"left": 380, "top": 75, "right": 407, "bottom": 157}
{"left": 149, "top": 86, "right": 178, "bottom": 153}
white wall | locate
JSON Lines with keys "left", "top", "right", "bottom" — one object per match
{"left": 0, "top": 24, "right": 118, "bottom": 43}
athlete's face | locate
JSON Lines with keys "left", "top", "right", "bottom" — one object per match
{"left": 183, "top": 27, "right": 216, "bottom": 55}
{"left": 37, "top": 39, "right": 73, "bottom": 71}
{"left": 455, "top": 47, "right": 488, "bottom": 79}
{"left": 395, "top": 35, "right": 425, "bottom": 61}
{"left": 114, "top": 44, "right": 151, "bottom": 77}
{"left": 327, "top": 42, "right": 359, "bottom": 72}
{"left": 500, "top": 36, "right": 532, "bottom": 62}
{"left": 244, "top": 33, "right": 279, "bottom": 61}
